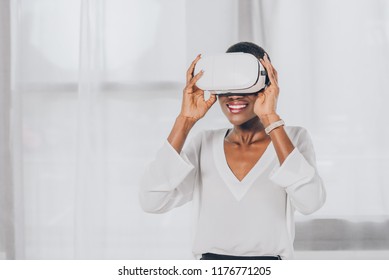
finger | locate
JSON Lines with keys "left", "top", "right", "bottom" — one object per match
{"left": 260, "top": 93, "right": 266, "bottom": 104}
{"left": 268, "top": 69, "right": 278, "bottom": 87}
{"left": 186, "top": 54, "right": 201, "bottom": 81}
{"left": 186, "top": 54, "right": 202, "bottom": 84}
{"left": 273, "top": 68, "right": 278, "bottom": 83}
{"left": 264, "top": 54, "right": 278, "bottom": 83}
{"left": 260, "top": 55, "right": 273, "bottom": 73}
{"left": 264, "top": 53, "right": 271, "bottom": 63}
{"left": 183, "top": 84, "right": 193, "bottom": 94}
{"left": 264, "top": 54, "right": 277, "bottom": 79}
{"left": 187, "top": 70, "right": 204, "bottom": 89}
{"left": 183, "top": 74, "right": 204, "bottom": 95}
{"left": 261, "top": 54, "right": 275, "bottom": 73}
{"left": 260, "top": 57, "right": 277, "bottom": 87}
{"left": 206, "top": 93, "right": 217, "bottom": 107}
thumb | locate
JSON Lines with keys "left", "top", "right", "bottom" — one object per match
{"left": 206, "top": 93, "right": 217, "bottom": 107}
{"left": 257, "top": 92, "right": 266, "bottom": 104}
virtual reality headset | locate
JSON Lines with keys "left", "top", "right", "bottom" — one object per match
{"left": 194, "top": 52, "right": 269, "bottom": 95}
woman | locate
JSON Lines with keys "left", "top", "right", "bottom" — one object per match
{"left": 140, "top": 42, "right": 326, "bottom": 260}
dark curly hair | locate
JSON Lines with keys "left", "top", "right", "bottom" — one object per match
{"left": 226, "top": 42, "right": 270, "bottom": 61}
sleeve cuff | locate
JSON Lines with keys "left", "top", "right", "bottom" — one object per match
{"left": 269, "top": 148, "right": 315, "bottom": 188}
{"left": 142, "top": 141, "right": 195, "bottom": 191}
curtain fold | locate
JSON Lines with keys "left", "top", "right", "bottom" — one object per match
{"left": 9, "top": 0, "right": 26, "bottom": 259}
{"left": 74, "top": 0, "right": 107, "bottom": 259}
{"left": 238, "top": 0, "right": 280, "bottom": 49}
{"left": 0, "top": 0, "right": 15, "bottom": 260}
{"left": 238, "top": 0, "right": 264, "bottom": 44}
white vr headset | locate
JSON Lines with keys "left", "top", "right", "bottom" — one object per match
{"left": 194, "top": 52, "right": 269, "bottom": 95}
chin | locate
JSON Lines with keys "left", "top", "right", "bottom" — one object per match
{"left": 226, "top": 114, "right": 259, "bottom": 127}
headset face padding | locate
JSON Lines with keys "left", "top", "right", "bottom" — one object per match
{"left": 194, "top": 53, "right": 268, "bottom": 94}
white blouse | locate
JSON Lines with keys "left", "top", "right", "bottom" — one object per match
{"left": 139, "top": 126, "right": 326, "bottom": 259}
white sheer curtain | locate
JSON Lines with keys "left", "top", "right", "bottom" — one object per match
{"left": 1, "top": 0, "right": 389, "bottom": 260}
{"left": 0, "top": 0, "right": 14, "bottom": 260}
{"left": 241, "top": 0, "right": 389, "bottom": 258}
{"left": 4, "top": 0, "right": 238, "bottom": 259}
{"left": 253, "top": 0, "right": 389, "bottom": 215}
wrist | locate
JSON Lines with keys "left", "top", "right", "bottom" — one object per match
{"left": 259, "top": 113, "right": 281, "bottom": 127}
{"left": 265, "top": 119, "right": 285, "bottom": 135}
{"left": 176, "top": 114, "right": 197, "bottom": 130}
{"left": 167, "top": 115, "right": 196, "bottom": 154}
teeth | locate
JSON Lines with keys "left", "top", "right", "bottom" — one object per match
{"left": 228, "top": 104, "right": 247, "bottom": 109}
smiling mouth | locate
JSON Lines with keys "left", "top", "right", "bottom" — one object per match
{"left": 227, "top": 103, "right": 248, "bottom": 114}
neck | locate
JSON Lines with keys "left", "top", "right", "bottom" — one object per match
{"left": 227, "top": 117, "right": 268, "bottom": 145}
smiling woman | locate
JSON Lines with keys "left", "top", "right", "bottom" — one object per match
{"left": 2, "top": 0, "right": 388, "bottom": 261}
{"left": 139, "top": 42, "right": 326, "bottom": 260}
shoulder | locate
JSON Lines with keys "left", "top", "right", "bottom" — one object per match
{"left": 201, "top": 128, "right": 228, "bottom": 141}
{"left": 190, "top": 128, "right": 227, "bottom": 140}
{"left": 185, "top": 128, "right": 228, "bottom": 149}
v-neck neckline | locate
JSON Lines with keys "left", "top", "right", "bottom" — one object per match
{"left": 213, "top": 128, "right": 275, "bottom": 201}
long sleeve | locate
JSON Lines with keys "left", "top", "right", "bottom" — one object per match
{"left": 139, "top": 133, "right": 202, "bottom": 214}
{"left": 269, "top": 127, "right": 326, "bottom": 215}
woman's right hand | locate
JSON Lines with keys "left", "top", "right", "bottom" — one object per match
{"left": 179, "top": 54, "right": 217, "bottom": 122}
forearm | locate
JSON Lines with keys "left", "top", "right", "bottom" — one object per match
{"left": 287, "top": 174, "right": 326, "bottom": 215}
{"left": 260, "top": 113, "right": 294, "bottom": 165}
{"left": 167, "top": 115, "right": 197, "bottom": 154}
{"left": 268, "top": 126, "right": 326, "bottom": 214}
{"left": 139, "top": 140, "right": 196, "bottom": 213}
{"left": 270, "top": 149, "right": 326, "bottom": 215}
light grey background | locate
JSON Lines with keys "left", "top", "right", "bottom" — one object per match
{"left": 0, "top": 0, "right": 388, "bottom": 259}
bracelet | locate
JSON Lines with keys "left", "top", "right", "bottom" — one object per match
{"left": 265, "top": 119, "right": 285, "bottom": 135}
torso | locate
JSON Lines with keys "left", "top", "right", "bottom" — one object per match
{"left": 193, "top": 128, "right": 294, "bottom": 259}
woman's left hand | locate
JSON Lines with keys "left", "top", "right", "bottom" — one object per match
{"left": 254, "top": 54, "right": 280, "bottom": 121}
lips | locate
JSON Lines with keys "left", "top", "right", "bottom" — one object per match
{"left": 227, "top": 102, "right": 248, "bottom": 114}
